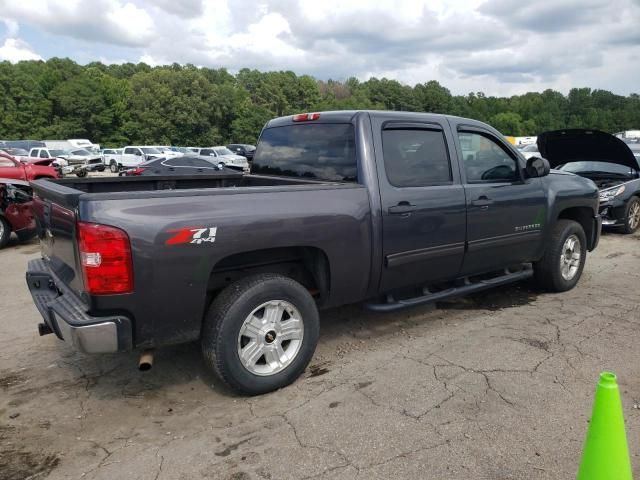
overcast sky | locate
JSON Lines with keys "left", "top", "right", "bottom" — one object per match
{"left": 0, "top": 0, "right": 638, "bottom": 96}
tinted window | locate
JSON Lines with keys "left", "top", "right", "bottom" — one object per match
{"left": 39, "top": 150, "right": 48, "bottom": 158}
{"left": 190, "top": 158, "right": 218, "bottom": 168}
{"left": 382, "top": 128, "right": 452, "bottom": 187}
{"left": 253, "top": 124, "right": 357, "bottom": 182}
{"left": 164, "top": 158, "right": 185, "bottom": 167}
{"left": 458, "top": 132, "right": 518, "bottom": 182}
{"left": 124, "top": 148, "right": 136, "bottom": 154}
{"left": 200, "top": 149, "right": 215, "bottom": 156}
{"left": 142, "top": 147, "right": 161, "bottom": 154}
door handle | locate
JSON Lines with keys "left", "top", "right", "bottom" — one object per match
{"left": 471, "top": 196, "right": 493, "bottom": 207}
{"left": 388, "top": 202, "right": 416, "bottom": 215}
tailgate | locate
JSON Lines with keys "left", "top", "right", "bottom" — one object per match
{"left": 31, "top": 183, "right": 85, "bottom": 295}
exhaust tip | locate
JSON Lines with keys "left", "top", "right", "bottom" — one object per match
{"left": 138, "top": 349, "right": 154, "bottom": 372}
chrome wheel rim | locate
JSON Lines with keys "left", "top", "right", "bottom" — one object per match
{"left": 560, "top": 234, "right": 582, "bottom": 281}
{"left": 628, "top": 202, "right": 640, "bottom": 230}
{"left": 237, "top": 300, "right": 304, "bottom": 376}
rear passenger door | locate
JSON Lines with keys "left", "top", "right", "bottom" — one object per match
{"left": 451, "top": 123, "right": 547, "bottom": 275}
{"left": 372, "top": 117, "right": 467, "bottom": 292}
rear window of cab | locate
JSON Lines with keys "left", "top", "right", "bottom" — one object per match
{"left": 252, "top": 124, "right": 357, "bottom": 182}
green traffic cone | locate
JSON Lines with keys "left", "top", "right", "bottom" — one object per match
{"left": 577, "top": 372, "right": 633, "bottom": 480}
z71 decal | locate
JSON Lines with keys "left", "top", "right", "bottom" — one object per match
{"left": 165, "top": 226, "right": 217, "bottom": 245}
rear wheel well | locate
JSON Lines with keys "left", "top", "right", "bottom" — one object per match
{"left": 557, "top": 207, "right": 593, "bottom": 246}
{"left": 207, "top": 246, "right": 330, "bottom": 305}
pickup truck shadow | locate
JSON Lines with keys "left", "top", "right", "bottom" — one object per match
{"left": 42, "top": 281, "right": 541, "bottom": 399}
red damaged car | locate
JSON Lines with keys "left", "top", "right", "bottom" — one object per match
{"left": 0, "top": 151, "right": 59, "bottom": 181}
{"left": 0, "top": 178, "right": 35, "bottom": 248}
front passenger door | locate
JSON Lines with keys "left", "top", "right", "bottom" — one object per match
{"left": 455, "top": 127, "right": 547, "bottom": 275}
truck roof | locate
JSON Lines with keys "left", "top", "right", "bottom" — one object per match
{"left": 264, "top": 110, "right": 488, "bottom": 130}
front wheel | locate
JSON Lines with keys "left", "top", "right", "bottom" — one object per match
{"left": 201, "top": 273, "right": 319, "bottom": 395}
{"left": 76, "top": 169, "right": 87, "bottom": 178}
{"left": 621, "top": 197, "right": 640, "bottom": 234}
{"left": 534, "top": 219, "right": 587, "bottom": 292}
{"left": 109, "top": 161, "right": 119, "bottom": 173}
{"left": 0, "top": 217, "right": 10, "bottom": 248}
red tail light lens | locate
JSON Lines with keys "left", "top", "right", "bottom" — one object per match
{"left": 292, "top": 112, "right": 320, "bottom": 122}
{"left": 77, "top": 222, "right": 133, "bottom": 294}
{"left": 129, "top": 167, "right": 145, "bottom": 175}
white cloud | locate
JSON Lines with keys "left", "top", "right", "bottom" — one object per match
{"left": 0, "top": 0, "right": 639, "bottom": 95}
{"left": 0, "top": 0, "right": 155, "bottom": 47}
{"left": 0, "top": 38, "right": 42, "bottom": 62}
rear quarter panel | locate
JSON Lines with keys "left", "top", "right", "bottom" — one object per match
{"left": 82, "top": 186, "right": 372, "bottom": 347}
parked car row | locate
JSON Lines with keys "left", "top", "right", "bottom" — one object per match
{"left": 102, "top": 145, "right": 252, "bottom": 174}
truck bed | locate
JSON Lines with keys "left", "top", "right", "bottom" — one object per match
{"left": 30, "top": 174, "right": 349, "bottom": 207}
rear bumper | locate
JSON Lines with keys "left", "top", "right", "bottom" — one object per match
{"left": 25, "top": 258, "right": 133, "bottom": 353}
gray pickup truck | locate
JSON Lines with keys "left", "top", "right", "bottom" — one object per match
{"left": 26, "top": 111, "right": 601, "bottom": 395}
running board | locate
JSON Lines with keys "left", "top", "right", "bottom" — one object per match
{"left": 365, "top": 266, "right": 534, "bottom": 312}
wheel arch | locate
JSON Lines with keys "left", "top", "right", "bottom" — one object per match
{"left": 557, "top": 206, "right": 595, "bottom": 250}
{"left": 206, "top": 246, "right": 331, "bottom": 306}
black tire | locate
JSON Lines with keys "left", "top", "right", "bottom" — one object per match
{"left": 620, "top": 197, "right": 640, "bottom": 234}
{"left": 76, "top": 169, "right": 87, "bottom": 178}
{"left": 110, "top": 161, "right": 119, "bottom": 173}
{"left": 0, "top": 217, "right": 10, "bottom": 249}
{"left": 534, "top": 219, "right": 587, "bottom": 292}
{"left": 201, "top": 273, "right": 320, "bottom": 395}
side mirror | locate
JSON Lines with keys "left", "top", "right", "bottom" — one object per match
{"left": 525, "top": 156, "right": 550, "bottom": 178}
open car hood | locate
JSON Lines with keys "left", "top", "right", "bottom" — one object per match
{"left": 538, "top": 129, "right": 639, "bottom": 170}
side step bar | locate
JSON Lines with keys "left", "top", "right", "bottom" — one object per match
{"left": 365, "top": 266, "right": 533, "bottom": 312}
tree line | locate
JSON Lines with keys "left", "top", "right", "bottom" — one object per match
{"left": 1, "top": 58, "right": 638, "bottom": 147}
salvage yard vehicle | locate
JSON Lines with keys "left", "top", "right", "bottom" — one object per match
{"left": 106, "top": 146, "right": 165, "bottom": 173}
{"left": 25, "top": 111, "right": 601, "bottom": 395}
{"left": 539, "top": 129, "right": 640, "bottom": 234}
{"left": 227, "top": 143, "right": 256, "bottom": 161}
{"left": 0, "top": 178, "right": 35, "bottom": 248}
{"left": 119, "top": 155, "right": 242, "bottom": 177}
{"left": 0, "top": 151, "right": 59, "bottom": 182}
{"left": 28, "top": 147, "right": 103, "bottom": 177}
{"left": 198, "top": 146, "right": 251, "bottom": 172}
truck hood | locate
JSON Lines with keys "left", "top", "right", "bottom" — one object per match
{"left": 538, "top": 129, "right": 639, "bottom": 171}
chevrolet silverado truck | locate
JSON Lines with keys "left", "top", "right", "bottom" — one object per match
{"left": 25, "top": 111, "right": 601, "bottom": 395}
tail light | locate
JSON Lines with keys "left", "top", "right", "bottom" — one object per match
{"left": 128, "top": 167, "right": 145, "bottom": 175}
{"left": 292, "top": 112, "right": 320, "bottom": 122}
{"left": 77, "top": 222, "right": 133, "bottom": 294}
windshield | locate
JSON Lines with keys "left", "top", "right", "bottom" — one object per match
{"left": 214, "top": 147, "right": 234, "bottom": 156}
{"left": 557, "top": 161, "right": 633, "bottom": 176}
{"left": 253, "top": 123, "right": 357, "bottom": 182}
{"left": 141, "top": 147, "right": 162, "bottom": 154}
{"left": 521, "top": 144, "right": 538, "bottom": 152}
{"left": 72, "top": 149, "right": 92, "bottom": 156}
{"left": 49, "top": 149, "right": 68, "bottom": 157}
{"left": 3, "top": 148, "right": 28, "bottom": 156}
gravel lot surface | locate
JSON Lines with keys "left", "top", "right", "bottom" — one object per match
{"left": 1, "top": 229, "right": 639, "bottom": 479}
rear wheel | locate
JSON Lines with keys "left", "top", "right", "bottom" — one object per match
{"left": 201, "top": 273, "right": 319, "bottom": 395}
{"left": 0, "top": 217, "right": 11, "bottom": 249}
{"left": 76, "top": 169, "right": 87, "bottom": 178}
{"left": 110, "top": 161, "right": 119, "bottom": 173}
{"left": 621, "top": 197, "right": 640, "bottom": 234}
{"left": 534, "top": 219, "right": 587, "bottom": 292}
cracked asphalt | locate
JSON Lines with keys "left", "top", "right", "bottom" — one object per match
{"left": 1, "top": 231, "right": 639, "bottom": 480}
